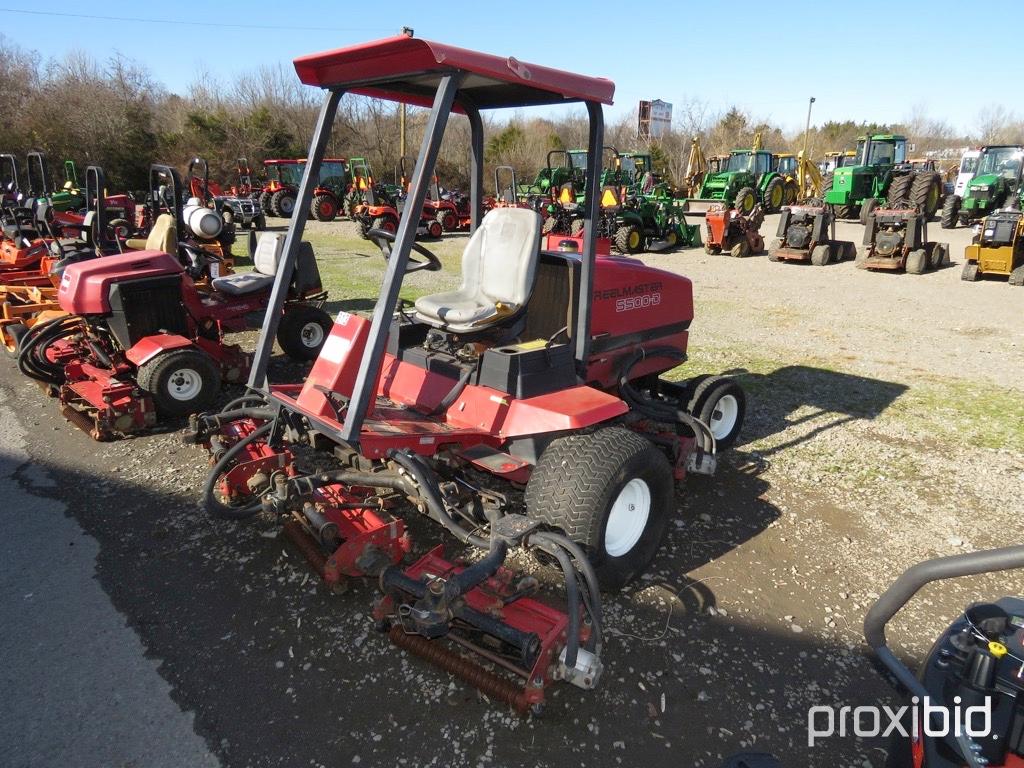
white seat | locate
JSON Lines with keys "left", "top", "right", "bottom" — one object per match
{"left": 211, "top": 233, "right": 284, "bottom": 295}
{"left": 414, "top": 208, "right": 541, "bottom": 332}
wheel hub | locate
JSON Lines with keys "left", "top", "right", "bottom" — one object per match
{"left": 605, "top": 478, "right": 651, "bottom": 557}
{"left": 709, "top": 394, "right": 739, "bottom": 440}
{"left": 301, "top": 321, "right": 325, "bottom": 348}
{"left": 167, "top": 368, "right": 202, "bottom": 401}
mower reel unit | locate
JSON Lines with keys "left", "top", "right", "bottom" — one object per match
{"left": 962, "top": 208, "right": 1024, "bottom": 284}
{"left": 857, "top": 206, "right": 950, "bottom": 274}
{"left": 703, "top": 205, "right": 765, "bottom": 258}
{"left": 190, "top": 34, "right": 745, "bottom": 712}
{"left": 768, "top": 204, "right": 855, "bottom": 266}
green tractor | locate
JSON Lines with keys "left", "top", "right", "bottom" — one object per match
{"left": 940, "top": 145, "right": 1023, "bottom": 228}
{"left": 690, "top": 147, "right": 786, "bottom": 215}
{"left": 821, "top": 134, "right": 942, "bottom": 223}
{"left": 26, "top": 151, "right": 85, "bottom": 212}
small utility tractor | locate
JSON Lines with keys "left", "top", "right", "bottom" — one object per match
{"left": 352, "top": 168, "right": 443, "bottom": 240}
{"left": 25, "top": 151, "right": 86, "bottom": 214}
{"left": 703, "top": 204, "right": 765, "bottom": 257}
{"left": 188, "top": 34, "right": 745, "bottom": 713}
{"left": 18, "top": 232, "right": 332, "bottom": 439}
{"left": 856, "top": 205, "right": 950, "bottom": 274}
{"left": 259, "top": 158, "right": 350, "bottom": 221}
{"left": 688, "top": 134, "right": 787, "bottom": 215}
{"left": 399, "top": 155, "right": 475, "bottom": 232}
{"left": 822, "top": 133, "right": 942, "bottom": 223}
{"left": 773, "top": 154, "right": 800, "bottom": 205}
{"left": 961, "top": 208, "right": 1024, "bottom": 284}
{"left": 941, "top": 145, "right": 1023, "bottom": 229}
{"left": 768, "top": 204, "right": 855, "bottom": 266}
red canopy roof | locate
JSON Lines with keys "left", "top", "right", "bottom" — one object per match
{"left": 293, "top": 36, "right": 615, "bottom": 110}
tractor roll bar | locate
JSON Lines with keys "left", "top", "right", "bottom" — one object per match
{"left": 84, "top": 166, "right": 107, "bottom": 241}
{"left": 26, "top": 151, "right": 51, "bottom": 198}
{"left": 248, "top": 37, "right": 608, "bottom": 450}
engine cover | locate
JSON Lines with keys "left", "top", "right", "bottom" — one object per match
{"left": 58, "top": 250, "right": 183, "bottom": 315}
{"left": 784, "top": 224, "right": 811, "bottom": 249}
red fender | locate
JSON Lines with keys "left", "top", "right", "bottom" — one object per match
{"left": 125, "top": 334, "right": 195, "bottom": 367}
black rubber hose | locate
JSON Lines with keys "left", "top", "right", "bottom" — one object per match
{"left": 448, "top": 540, "right": 508, "bottom": 599}
{"left": 546, "top": 543, "right": 580, "bottom": 669}
{"left": 202, "top": 421, "right": 274, "bottom": 520}
{"left": 17, "top": 316, "right": 79, "bottom": 384}
{"left": 531, "top": 530, "right": 602, "bottom": 653}
{"left": 388, "top": 450, "right": 490, "bottom": 549}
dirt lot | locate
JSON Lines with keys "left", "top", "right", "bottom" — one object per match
{"left": 2, "top": 213, "right": 1022, "bottom": 768}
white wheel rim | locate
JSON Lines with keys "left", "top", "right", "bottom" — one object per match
{"left": 604, "top": 478, "right": 651, "bottom": 557}
{"left": 708, "top": 394, "right": 739, "bottom": 440}
{"left": 301, "top": 321, "right": 325, "bottom": 348}
{"left": 166, "top": 368, "right": 202, "bottom": 401}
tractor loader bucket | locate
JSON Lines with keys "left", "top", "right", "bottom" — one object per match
{"left": 680, "top": 199, "right": 721, "bottom": 216}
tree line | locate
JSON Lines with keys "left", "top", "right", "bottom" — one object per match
{"left": 3, "top": 36, "right": 1023, "bottom": 197}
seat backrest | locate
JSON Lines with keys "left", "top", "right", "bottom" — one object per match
{"left": 459, "top": 208, "right": 541, "bottom": 308}
{"left": 253, "top": 232, "right": 285, "bottom": 276}
{"left": 146, "top": 213, "right": 176, "bottom": 253}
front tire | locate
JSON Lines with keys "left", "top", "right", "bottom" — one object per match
{"left": 810, "top": 244, "right": 831, "bottom": 266}
{"left": 686, "top": 375, "right": 746, "bottom": 449}
{"left": 733, "top": 186, "right": 757, "bottom": 215}
{"left": 525, "top": 427, "right": 674, "bottom": 592}
{"left": 270, "top": 189, "right": 296, "bottom": 218}
{"left": 940, "top": 195, "right": 960, "bottom": 229}
{"left": 614, "top": 224, "right": 644, "bottom": 254}
{"left": 311, "top": 194, "right": 338, "bottom": 222}
{"left": 136, "top": 348, "right": 221, "bottom": 417}
{"left": 905, "top": 248, "right": 927, "bottom": 275}
{"left": 276, "top": 304, "right": 332, "bottom": 360}
{"left": 763, "top": 177, "right": 785, "bottom": 213}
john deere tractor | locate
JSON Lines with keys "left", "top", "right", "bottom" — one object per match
{"left": 691, "top": 147, "right": 786, "bottom": 215}
{"left": 940, "top": 145, "right": 1023, "bottom": 229}
{"left": 822, "top": 134, "right": 942, "bottom": 223}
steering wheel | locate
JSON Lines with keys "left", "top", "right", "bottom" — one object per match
{"left": 365, "top": 228, "right": 442, "bottom": 273}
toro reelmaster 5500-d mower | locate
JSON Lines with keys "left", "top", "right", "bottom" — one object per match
{"left": 18, "top": 233, "right": 332, "bottom": 439}
{"left": 768, "top": 203, "right": 856, "bottom": 266}
{"left": 186, "top": 35, "right": 746, "bottom": 713}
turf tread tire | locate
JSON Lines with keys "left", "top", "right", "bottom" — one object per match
{"left": 136, "top": 349, "right": 221, "bottom": 417}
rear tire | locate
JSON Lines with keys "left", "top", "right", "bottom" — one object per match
{"left": 834, "top": 204, "right": 855, "bottom": 220}
{"left": 137, "top": 348, "right": 221, "bottom": 417}
{"left": 541, "top": 214, "right": 558, "bottom": 234}
{"left": 783, "top": 179, "right": 798, "bottom": 205}
{"left": 570, "top": 218, "right": 585, "bottom": 237}
{"left": 763, "top": 177, "right": 785, "bottom": 213}
{"left": 686, "top": 375, "right": 746, "bottom": 449}
{"left": 910, "top": 172, "right": 942, "bottom": 217}
{"left": 311, "top": 194, "right": 338, "bottom": 222}
{"left": 258, "top": 190, "right": 272, "bottom": 215}
{"left": 525, "top": 427, "right": 675, "bottom": 592}
{"left": 887, "top": 173, "right": 914, "bottom": 208}
{"left": 734, "top": 186, "right": 757, "bottom": 215}
{"left": 940, "top": 195, "right": 960, "bottom": 229}
{"left": 270, "top": 189, "right": 296, "bottom": 218}
{"left": 437, "top": 209, "right": 458, "bottom": 231}
{"left": 729, "top": 239, "right": 750, "bottom": 258}
{"left": 767, "top": 238, "right": 781, "bottom": 262}
{"left": 371, "top": 215, "right": 398, "bottom": 235}
{"left": 929, "top": 243, "right": 949, "bottom": 269}
{"left": 614, "top": 224, "right": 644, "bottom": 254}
{"left": 859, "top": 197, "right": 878, "bottom": 225}
{"left": 276, "top": 304, "right": 332, "bottom": 360}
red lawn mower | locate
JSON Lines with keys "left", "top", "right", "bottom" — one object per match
{"left": 18, "top": 231, "right": 332, "bottom": 440}
{"left": 352, "top": 162, "right": 443, "bottom": 240}
{"left": 188, "top": 35, "right": 745, "bottom": 713}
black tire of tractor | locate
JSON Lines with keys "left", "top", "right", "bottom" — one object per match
{"left": 3, "top": 322, "right": 28, "bottom": 357}
{"left": 1009, "top": 265, "right": 1024, "bottom": 286}
{"left": 940, "top": 194, "right": 960, "bottom": 229}
{"left": 311, "top": 194, "right": 338, "bottom": 222}
{"left": 524, "top": 426, "right": 675, "bottom": 592}
{"left": 541, "top": 215, "right": 558, "bottom": 235}
{"left": 859, "top": 197, "right": 879, "bottom": 225}
{"left": 961, "top": 261, "right": 979, "bottom": 282}
{"left": 276, "top": 304, "right": 333, "bottom": 361}
{"left": 763, "top": 177, "right": 785, "bottom": 213}
{"left": 136, "top": 348, "right": 221, "bottom": 417}
{"left": 437, "top": 209, "right": 458, "bottom": 231}
{"left": 734, "top": 186, "right": 757, "bottom": 215}
{"left": 371, "top": 215, "right": 398, "bottom": 235}
{"left": 686, "top": 375, "right": 746, "bottom": 450}
{"left": 426, "top": 220, "right": 444, "bottom": 239}
{"left": 783, "top": 179, "right": 799, "bottom": 206}
{"left": 258, "top": 190, "right": 272, "bottom": 215}
{"left": 570, "top": 218, "right": 585, "bottom": 237}
{"left": 886, "top": 172, "right": 914, "bottom": 209}
{"left": 270, "top": 189, "right": 296, "bottom": 218}
{"left": 910, "top": 172, "right": 942, "bottom": 217}
{"left": 821, "top": 175, "right": 833, "bottom": 199}
{"left": 614, "top": 224, "right": 644, "bottom": 254}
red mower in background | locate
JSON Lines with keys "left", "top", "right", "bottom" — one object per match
{"left": 702, "top": 204, "right": 765, "bottom": 257}
{"left": 258, "top": 157, "right": 349, "bottom": 221}
{"left": 352, "top": 160, "right": 443, "bottom": 240}
{"left": 17, "top": 231, "right": 332, "bottom": 440}
{"left": 188, "top": 34, "right": 745, "bottom": 713}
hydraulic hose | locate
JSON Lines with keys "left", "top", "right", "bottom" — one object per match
{"left": 388, "top": 449, "right": 490, "bottom": 549}
{"left": 616, "top": 346, "right": 715, "bottom": 454}
{"left": 17, "top": 315, "right": 80, "bottom": 385}
{"left": 546, "top": 542, "right": 580, "bottom": 668}
{"left": 202, "top": 420, "right": 274, "bottom": 520}
{"left": 531, "top": 530, "right": 602, "bottom": 654}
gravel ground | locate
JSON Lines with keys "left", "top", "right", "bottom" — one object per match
{"left": 2, "top": 212, "right": 1022, "bottom": 768}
